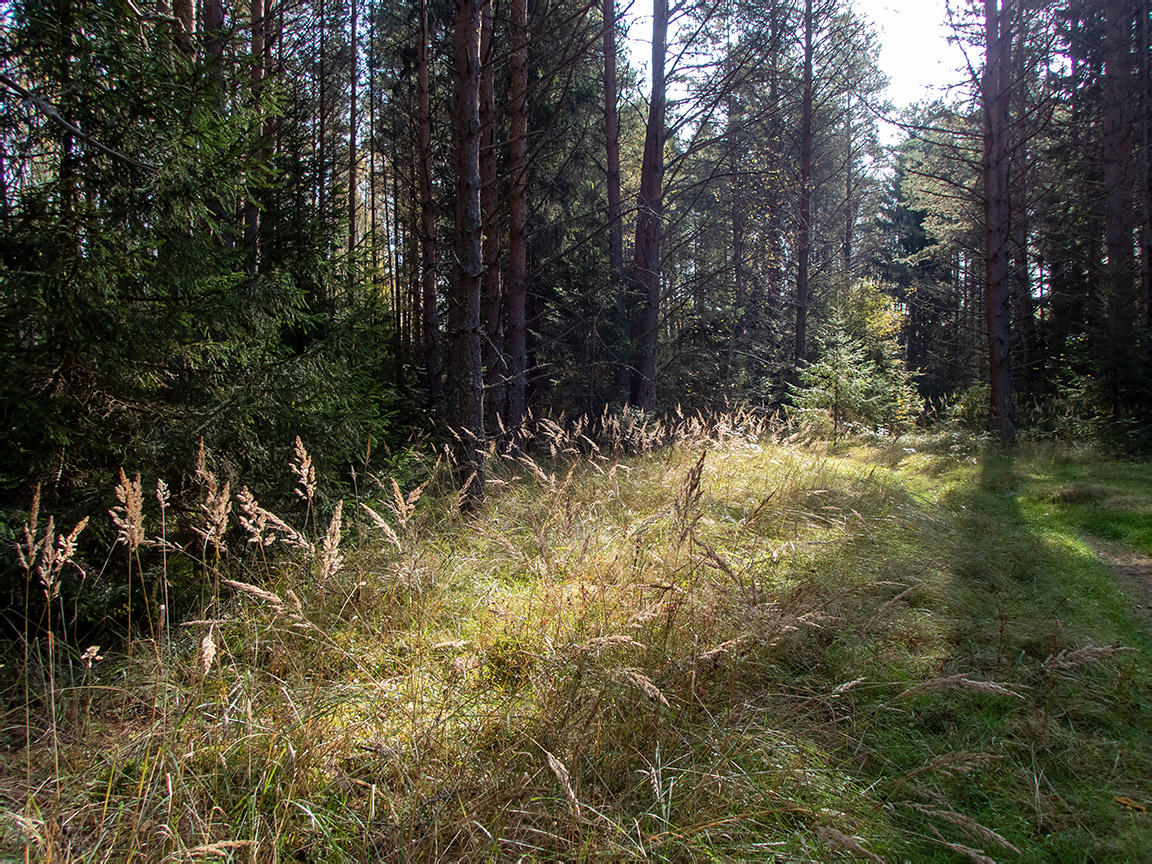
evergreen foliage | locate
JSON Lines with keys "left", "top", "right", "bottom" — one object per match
{"left": 790, "top": 285, "right": 920, "bottom": 438}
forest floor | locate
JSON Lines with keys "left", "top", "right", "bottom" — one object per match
{"left": 3, "top": 420, "right": 1151, "bottom": 862}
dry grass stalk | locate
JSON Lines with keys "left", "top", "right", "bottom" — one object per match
{"left": 433, "top": 639, "right": 472, "bottom": 650}
{"left": 741, "top": 489, "right": 777, "bottom": 529}
{"left": 177, "top": 840, "right": 259, "bottom": 859}
{"left": 865, "top": 582, "right": 920, "bottom": 632}
{"left": 194, "top": 454, "right": 231, "bottom": 552}
{"left": 319, "top": 500, "right": 344, "bottom": 583}
{"left": 544, "top": 749, "right": 580, "bottom": 819}
{"left": 890, "top": 752, "right": 1001, "bottom": 795}
{"left": 292, "top": 435, "right": 317, "bottom": 503}
{"left": 199, "top": 626, "right": 217, "bottom": 676}
{"left": 928, "top": 826, "right": 998, "bottom": 864}
{"left": 386, "top": 477, "right": 427, "bottom": 528}
{"left": 832, "top": 677, "right": 868, "bottom": 695}
{"left": 518, "top": 454, "right": 550, "bottom": 485}
{"left": 1043, "top": 644, "right": 1133, "bottom": 671}
{"left": 816, "top": 826, "right": 886, "bottom": 863}
{"left": 237, "top": 486, "right": 273, "bottom": 547}
{"left": 221, "top": 579, "right": 283, "bottom": 610}
{"left": 894, "top": 674, "right": 1024, "bottom": 702}
{"left": 699, "top": 637, "right": 745, "bottom": 664}
{"left": 454, "top": 472, "right": 478, "bottom": 509}
{"left": 19, "top": 495, "right": 89, "bottom": 602}
{"left": 698, "top": 541, "right": 737, "bottom": 581}
{"left": 577, "top": 635, "right": 644, "bottom": 654}
{"left": 673, "top": 449, "right": 707, "bottom": 539}
{"left": 361, "top": 503, "right": 402, "bottom": 552}
{"left": 109, "top": 468, "right": 145, "bottom": 551}
{"left": 156, "top": 477, "right": 169, "bottom": 514}
{"left": 907, "top": 804, "right": 1020, "bottom": 854}
{"left": 614, "top": 669, "right": 670, "bottom": 707}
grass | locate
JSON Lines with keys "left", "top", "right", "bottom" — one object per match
{"left": 2, "top": 416, "right": 1150, "bottom": 861}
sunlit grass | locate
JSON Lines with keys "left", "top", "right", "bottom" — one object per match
{"left": 3, "top": 418, "right": 1150, "bottom": 861}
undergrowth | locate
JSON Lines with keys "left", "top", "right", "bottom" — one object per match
{"left": 2, "top": 414, "right": 1149, "bottom": 861}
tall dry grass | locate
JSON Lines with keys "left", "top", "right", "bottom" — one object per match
{"left": 2, "top": 412, "right": 1146, "bottom": 861}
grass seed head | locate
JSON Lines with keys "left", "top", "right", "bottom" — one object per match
{"left": 110, "top": 469, "right": 145, "bottom": 552}
{"left": 1043, "top": 644, "right": 1134, "bottom": 671}
{"left": 816, "top": 826, "right": 886, "bottom": 863}
{"left": 907, "top": 804, "right": 1020, "bottom": 854}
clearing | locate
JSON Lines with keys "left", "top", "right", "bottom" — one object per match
{"left": 3, "top": 420, "right": 1150, "bottom": 862}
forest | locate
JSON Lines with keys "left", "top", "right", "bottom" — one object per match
{"left": 1, "top": 0, "right": 1151, "bottom": 860}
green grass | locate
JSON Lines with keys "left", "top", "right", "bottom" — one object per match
{"left": 3, "top": 420, "right": 1150, "bottom": 861}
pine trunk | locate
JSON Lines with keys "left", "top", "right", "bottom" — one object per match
{"left": 627, "top": 0, "right": 667, "bottom": 409}
{"left": 794, "top": 0, "right": 814, "bottom": 365}
{"left": 604, "top": 0, "right": 627, "bottom": 396}
{"left": 418, "top": 0, "right": 441, "bottom": 399}
{"left": 245, "top": 0, "right": 264, "bottom": 275}
{"left": 450, "top": 0, "right": 487, "bottom": 494}
{"left": 480, "top": 3, "right": 505, "bottom": 429}
{"left": 1103, "top": 0, "right": 1137, "bottom": 413}
{"left": 348, "top": 0, "right": 358, "bottom": 292}
{"left": 983, "top": 0, "right": 1014, "bottom": 441}
{"left": 506, "top": 0, "right": 529, "bottom": 429}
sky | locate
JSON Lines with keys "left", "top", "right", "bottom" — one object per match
{"left": 626, "top": 0, "right": 972, "bottom": 137}
{"left": 852, "top": 0, "right": 973, "bottom": 108}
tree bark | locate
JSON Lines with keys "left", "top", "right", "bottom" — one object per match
{"left": 627, "top": 0, "right": 668, "bottom": 409}
{"left": 450, "top": 0, "right": 487, "bottom": 494}
{"left": 318, "top": 0, "right": 327, "bottom": 253}
{"left": 245, "top": 0, "right": 264, "bottom": 275}
{"left": 843, "top": 94, "right": 854, "bottom": 275}
{"left": 417, "top": 0, "right": 441, "bottom": 399}
{"left": 173, "top": 0, "right": 195, "bottom": 58}
{"left": 983, "top": 0, "right": 1015, "bottom": 441}
{"left": 1103, "top": 0, "right": 1136, "bottom": 413}
{"left": 203, "top": 0, "right": 232, "bottom": 248}
{"left": 794, "top": 0, "right": 814, "bottom": 366}
{"left": 603, "top": 0, "right": 627, "bottom": 396}
{"left": 1141, "top": 0, "right": 1151, "bottom": 328}
{"left": 506, "top": 0, "right": 529, "bottom": 429}
{"left": 1010, "top": 18, "right": 1037, "bottom": 404}
{"left": 764, "top": 3, "right": 782, "bottom": 332}
{"left": 480, "top": 2, "right": 505, "bottom": 429}
{"left": 348, "top": 0, "right": 359, "bottom": 292}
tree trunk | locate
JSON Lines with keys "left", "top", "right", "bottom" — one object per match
{"left": 1010, "top": 20, "right": 1037, "bottom": 404}
{"left": 763, "top": 3, "right": 782, "bottom": 335}
{"left": 983, "top": 0, "right": 1015, "bottom": 441}
{"left": 843, "top": 94, "right": 854, "bottom": 275}
{"left": 604, "top": 0, "right": 627, "bottom": 397}
{"left": 480, "top": 2, "right": 505, "bottom": 429}
{"left": 1103, "top": 0, "right": 1136, "bottom": 414}
{"left": 173, "top": 0, "right": 195, "bottom": 58}
{"left": 417, "top": 0, "right": 441, "bottom": 399}
{"left": 450, "top": 0, "right": 487, "bottom": 494}
{"left": 728, "top": 47, "right": 746, "bottom": 348}
{"left": 506, "top": 0, "right": 529, "bottom": 429}
{"left": 348, "top": 0, "right": 358, "bottom": 293}
{"left": 1141, "top": 0, "right": 1151, "bottom": 328}
{"left": 794, "top": 0, "right": 814, "bottom": 366}
{"left": 627, "top": 0, "right": 668, "bottom": 409}
{"left": 318, "top": 0, "right": 327, "bottom": 260}
{"left": 245, "top": 0, "right": 264, "bottom": 275}
{"left": 203, "top": 0, "right": 232, "bottom": 248}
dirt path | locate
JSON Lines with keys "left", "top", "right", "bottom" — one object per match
{"left": 1082, "top": 535, "right": 1152, "bottom": 628}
